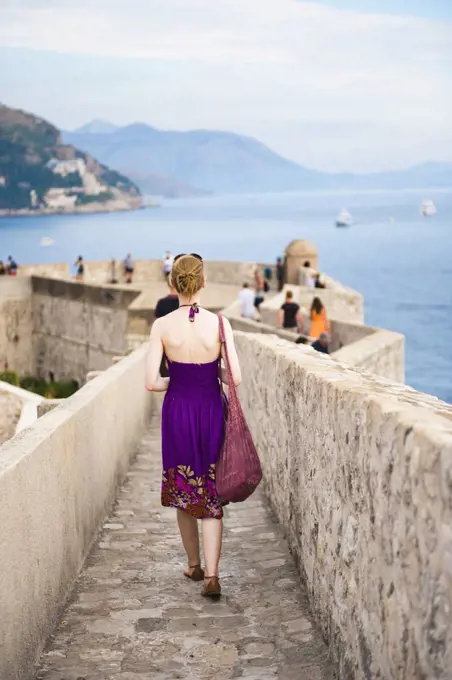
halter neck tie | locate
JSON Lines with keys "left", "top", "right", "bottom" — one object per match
{"left": 180, "top": 302, "right": 200, "bottom": 322}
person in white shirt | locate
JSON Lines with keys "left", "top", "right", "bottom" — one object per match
{"left": 163, "top": 251, "right": 174, "bottom": 279}
{"left": 238, "top": 282, "right": 255, "bottom": 319}
{"left": 303, "top": 260, "right": 315, "bottom": 288}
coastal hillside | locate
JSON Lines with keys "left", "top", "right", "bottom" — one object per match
{"left": 0, "top": 105, "right": 141, "bottom": 214}
{"left": 64, "top": 121, "right": 452, "bottom": 195}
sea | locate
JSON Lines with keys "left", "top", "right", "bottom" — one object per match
{"left": 0, "top": 188, "right": 451, "bottom": 404}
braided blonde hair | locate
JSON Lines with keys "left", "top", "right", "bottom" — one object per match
{"left": 171, "top": 255, "right": 204, "bottom": 299}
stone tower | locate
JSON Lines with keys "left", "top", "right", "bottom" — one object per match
{"left": 284, "top": 239, "right": 318, "bottom": 284}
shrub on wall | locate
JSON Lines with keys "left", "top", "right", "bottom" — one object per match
{"left": 0, "top": 371, "right": 20, "bottom": 386}
{"left": 19, "top": 376, "right": 79, "bottom": 399}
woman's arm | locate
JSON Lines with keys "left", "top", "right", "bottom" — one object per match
{"left": 277, "top": 308, "right": 284, "bottom": 328}
{"left": 145, "top": 320, "right": 169, "bottom": 392}
{"left": 296, "top": 309, "right": 304, "bottom": 333}
{"left": 220, "top": 317, "right": 242, "bottom": 387}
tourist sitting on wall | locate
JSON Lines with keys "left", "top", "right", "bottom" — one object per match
{"left": 254, "top": 268, "right": 265, "bottom": 312}
{"left": 314, "top": 272, "right": 326, "bottom": 289}
{"left": 312, "top": 332, "right": 330, "bottom": 354}
{"left": 0, "top": 260, "right": 6, "bottom": 275}
{"left": 303, "top": 261, "right": 315, "bottom": 288}
{"left": 309, "top": 297, "right": 329, "bottom": 339}
{"left": 7, "top": 256, "right": 18, "bottom": 276}
{"left": 74, "top": 255, "right": 84, "bottom": 280}
{"left": 238, "top": 282, "right": 255, "bottom": 319}
{"left": 278, "top": 290, "right": 304, "bottom": 333}
{"left": 123, "top": 253, "right": 134, "bottom": 284}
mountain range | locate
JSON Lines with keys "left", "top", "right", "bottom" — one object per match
{"left": 64, "top": 121, "right": 452, "bottom": 198}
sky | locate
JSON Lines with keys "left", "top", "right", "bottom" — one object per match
{"left": 0, "top": 0, "right": 451, "bottom": 173}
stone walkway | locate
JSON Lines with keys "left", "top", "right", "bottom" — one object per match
{"left": 36, "top": 412, "right": 338, "bottom": 680}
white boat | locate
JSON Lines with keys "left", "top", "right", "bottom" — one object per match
{"left": 40, "top": 237, "right": 55, "bottom": 247}
{"left": 336, "top": 209, "right": 353, "bottom": 227}
{"left": 420, "top": 200, "right": 436, "bottom": 217}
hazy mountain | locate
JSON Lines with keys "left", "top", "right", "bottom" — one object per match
{"left": 64, "top": 121, "right": 452, "bottom": 195}
{"left": 75, "top": 119, "right": 119, "bottom": 134}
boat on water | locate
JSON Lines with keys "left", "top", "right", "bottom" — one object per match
{"left": 420, "top": 199, "right": 437, "bottom": 217}
{"left": 40, "top": 236, "right": 55, "bottom": 247}
{"left": 335, "top": 209, "right": 353, "bottom": 228}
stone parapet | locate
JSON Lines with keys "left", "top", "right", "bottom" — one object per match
{"left": 0, "top": 345, "right": 155, "bottom": 680}
{"left": 234, "top": 331, "right": 452, "bottom": 680}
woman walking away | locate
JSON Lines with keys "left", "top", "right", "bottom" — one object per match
{"left": 146, "top": 253, "right": 241, "bottom": 599}
{"left": 309, "top": 296, "right": 329, "bottom": 339}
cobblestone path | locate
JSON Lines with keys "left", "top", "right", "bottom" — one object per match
{"left": 36, "top": 412, "right": 338, "bottom": 680}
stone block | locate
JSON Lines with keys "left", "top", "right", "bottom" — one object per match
{"left": 37, "top": 399, "right": 64, "bottom": 418}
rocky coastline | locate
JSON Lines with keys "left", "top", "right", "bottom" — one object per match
{"left": 0, "top": 195, "right": 143, "bottom": 218}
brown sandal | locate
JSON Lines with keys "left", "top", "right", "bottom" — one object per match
{"left": 202, "top": 576, "right": 221, "bottom": 599}
{"left": 184, "top": 564, "right": 205, "bottom": 582}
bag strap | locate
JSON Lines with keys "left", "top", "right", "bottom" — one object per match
{"left": 218, "top": 314, "right": 237, "bottom": 401}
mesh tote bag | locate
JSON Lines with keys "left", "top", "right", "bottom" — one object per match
{"left": 216, "top": 315, "right": 262, "bottom": 503}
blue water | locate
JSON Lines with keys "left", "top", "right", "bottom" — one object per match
{"left": 1, "top": 189, "right": 451, "bottom": 403}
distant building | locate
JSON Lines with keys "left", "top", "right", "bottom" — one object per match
{"left": 44, "top": 188, "right": 77, "bottom": 210}
{"left": 46, "top": 158, "right": 85, "bottom": 177}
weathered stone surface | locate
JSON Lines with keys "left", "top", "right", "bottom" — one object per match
{"left": 0, "top": 389, "right": 22, "bottom": 444}
{"left": 36, "top": 412, "right": 337, "bottom": 680}
{"left": 37, "top": 399, "right": 64, "bottom": 418}
{"left": 235, "top": 331, "right": 452, "bottom": 680}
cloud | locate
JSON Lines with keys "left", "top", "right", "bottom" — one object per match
{"left": 0, "top": 0, "right": 451, "bottom": 170}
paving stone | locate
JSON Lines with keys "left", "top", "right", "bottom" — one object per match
{"left": 36, "top": 412, "right": 338, "bottom": 680}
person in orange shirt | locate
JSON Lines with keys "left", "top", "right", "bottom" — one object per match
{"left": 309, "top": 297, "right": 329, "bottom": 339}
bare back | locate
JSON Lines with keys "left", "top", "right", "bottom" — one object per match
{"left": 146, "top": 304, "right": 241, "bottom": 390}
{"left": 160, "top": 306, "right": 221, "bottom": 364}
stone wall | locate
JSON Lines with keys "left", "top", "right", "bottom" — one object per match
{"left": 20, "top": 258, "right": 264, "bottom": 287}
{"left": 334, "top": 329, "right": 405, "bottom": 383}
{"left": 0, "top": 277, "right": 34, "bottom": 376}
{"left": 225, "top": 303, "right": 405, "bottom": 383}
{"left": 19, "top": 263, "right": 70, "bottom": 279}
{"left": 31, "top": 276, "right": 140, "bottom": 384}
{"left": 234, "top": 332, "right": 452, "bottom": 680}
{"left": 0, "top": 345, "right": 155, "bottom": 680}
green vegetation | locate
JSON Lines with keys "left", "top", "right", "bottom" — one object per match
{"left": 0, "top": 371, "right": 78, "bottom": 399}
{"left": 0, "top": 371, "right": 20, "bottom": 386}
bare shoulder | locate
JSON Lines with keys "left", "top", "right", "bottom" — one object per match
{"left": 150, "top": 317, "right": 164, "bottom": 336}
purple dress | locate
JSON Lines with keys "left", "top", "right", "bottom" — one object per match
{"left": 161, "top": 358, "right": 225, "bottom": 519}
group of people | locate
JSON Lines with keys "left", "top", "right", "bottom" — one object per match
{"left": 74, "top": 254, "right": 136, "bottom": 283}
{"left": 279, "top": 290, "right": 330, "bottom": 354}
{"left": 0, "top": 256, "right": 18, "bottom": 276}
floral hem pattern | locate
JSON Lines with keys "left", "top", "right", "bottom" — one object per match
{"left": 161, "top": 465, "right": 224, "bottom": 519}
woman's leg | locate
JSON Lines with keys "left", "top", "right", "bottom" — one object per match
{"left": 201, "top": 518, "right": 223, "bottom": 577}
{"left": 177, "top": 509, "right": 201, "bottom": 571}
